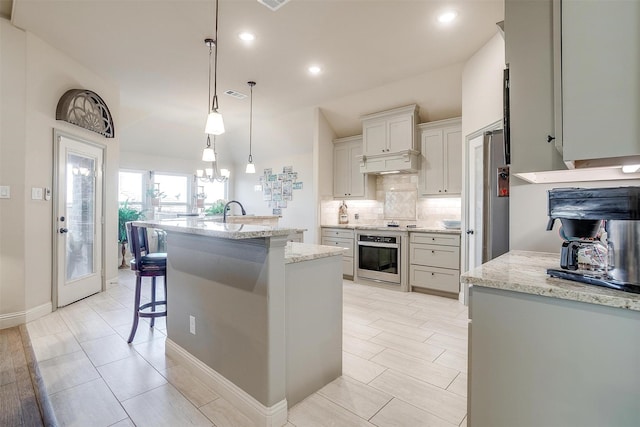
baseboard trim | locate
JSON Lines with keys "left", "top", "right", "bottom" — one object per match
{"left": 165, "top": 339, "right": 288, "bottom": 427}
{"left": 0, "top": 302, "right": 52, "bottom": 330}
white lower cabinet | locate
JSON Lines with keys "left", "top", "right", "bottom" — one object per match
{"left": 409, "top": 232, "right": 460, "bottom": 295}
{"left": 321, "top": 227, "right": 354, "bottom": 278}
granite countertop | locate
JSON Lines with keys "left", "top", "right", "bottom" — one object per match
{"left": 461, "top": 250, "right": 640, "bottom": 311}
{"left": 285, "top": 242, "right": 346, "bottom": 264}
{"left": 134, "top": 218, "right": 296, "bottom": 240}
{"left": 321, "top": 224, "right": 461, "bottom": 234}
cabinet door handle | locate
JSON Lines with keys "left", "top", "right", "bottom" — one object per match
{"left": 431, "top": 250, "right": 435, "bottom": 254}
{"left": 547, "top": 135, "right": 556, "bottom": 143}
{"left": 431, "top": 272, "right": 435, "bottom": 276}
{"left": 444, "top": 189, "right": 447, "bottom": 192}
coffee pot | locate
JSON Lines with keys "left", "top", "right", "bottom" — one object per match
{"left": 560, "top": 239, "right": 608, "bottom": 273}
{"left": 546, "top": 186, "right": 640, "bottom": 294}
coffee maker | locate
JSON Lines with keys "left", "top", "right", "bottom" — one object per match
{"left": 546, "top": 186, "right": 640, "bottom": 294}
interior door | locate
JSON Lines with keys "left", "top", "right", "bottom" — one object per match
{"left": 466, "top": 135, "right": 484, "bottom": 271}
{"left": 55, "top": 134, "right": 104, "bottom": 307}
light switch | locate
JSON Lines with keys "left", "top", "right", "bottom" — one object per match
{"left": 32, "top": 187, "right": 43, "bottom": 200}
{"left": 0, "top": 186, "right": 9, "bottom": 199}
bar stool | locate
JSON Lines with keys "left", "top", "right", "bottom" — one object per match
{"left": 125, "top": 222, "right": 167, "bottom": 343}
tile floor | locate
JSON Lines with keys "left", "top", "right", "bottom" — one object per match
{"left": 27, "top": 269, "right": 468, "bottom": 427}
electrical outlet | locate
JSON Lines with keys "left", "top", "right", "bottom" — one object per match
{"left": 189, "top": 315, "right": 196, "bottom": 335}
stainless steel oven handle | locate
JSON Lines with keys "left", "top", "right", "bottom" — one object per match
{"left": 357, "top": 241, "right": 399, "bottom": 249}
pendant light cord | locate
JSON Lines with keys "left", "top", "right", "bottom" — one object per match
{"left": 249, "top": 83, "right": 253, "bottom": 162}
{"left": 212, "top": 0, "right": 219, "bottom": 112}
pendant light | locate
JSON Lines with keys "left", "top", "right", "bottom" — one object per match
{"left": 245, "top": 81, "right": 256, "bottom": 174}
{"left": 196, "top": 33, "right": 228, "bottom": 182}
{"left": 204, "top": 0, "right": 224, "bottom": 135}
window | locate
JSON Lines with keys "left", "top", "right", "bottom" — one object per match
{"left": 200, "top": 180, "right": 227, "bottom": 207}
{"left": 118, "top": 170, "right": 144, "bottom": 211}
{"left": 153, "top": 173, "right": 190, "bottom": 214}
{"left": 118, "top": 169, "right": 228, "bottom": 217}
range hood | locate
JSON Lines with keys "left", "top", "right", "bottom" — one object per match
{"left": 357, "top": 150, "right": 420, "bottom": 175}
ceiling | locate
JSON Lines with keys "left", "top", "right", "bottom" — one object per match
{"left": 9, "top": 0, "right": 504, "bottom": 165}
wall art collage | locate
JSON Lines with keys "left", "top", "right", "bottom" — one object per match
{"left": 257, "top": 166, "right": 303, "bottom": 215}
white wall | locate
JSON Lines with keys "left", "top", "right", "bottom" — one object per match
{"left": 461, "top": 33, "right": 505, "bottom": 140}
{"left": 233, "top": 108, "right": 317, "bottom": 243}
{"left": 460, "top": 32, "right": 505, "bottom": 271}
{"left": 0, "top": 19, "right": 27, "bottom": 317}
{"left": 511, "top": 179, "right": 640, "bottom": 253}
{"left": 0, "top": 19, "right": 120, "bottom": 324}
{"left": 314, "top": 108, "right": 336, "bottom": 243}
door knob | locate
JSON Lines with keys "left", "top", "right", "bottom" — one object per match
{"left": 59, "top": 228, "right": 68, "bottom": 234}
{"left": 466, "top": 230, "right": 474, "bottom": 235}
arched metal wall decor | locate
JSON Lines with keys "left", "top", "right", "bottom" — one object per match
{"left": 56, "top": 89, "right": 115, "bottom": 138}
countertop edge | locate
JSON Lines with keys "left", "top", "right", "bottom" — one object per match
{"left": 134, "top": 219, "right": 296, "bottom": 240}
{"left": 461, "top": 250, "right": 640, "bottom": 312}
{"left": 285, "top": 242, "right": 345, "bottom": 264}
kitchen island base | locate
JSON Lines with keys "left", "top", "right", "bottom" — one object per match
{"left": 161, "top": 228, "right": 343, "bottom": 426}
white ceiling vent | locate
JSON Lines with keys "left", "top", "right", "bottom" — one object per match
{"left": 224, "top": 89, "right": 247, "bottom": 100}
{"left": 257, "top": 0, "right": 291, "bottom": 12}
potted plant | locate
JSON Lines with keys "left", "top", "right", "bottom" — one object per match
{"left": 118, "top": 200, "right": 144, "bottom": 268}
{"left": 147, "top": 188, "right": 166, "bottom": 207}
{"left": 204, "top": 199, "right": 227, "bottom": 216}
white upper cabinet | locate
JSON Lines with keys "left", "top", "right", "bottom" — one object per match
{"left": 359, "top": 105, "right": 420, "bottom": 174}
{"left": 418, "top": 118, "right": 462, "bottom": 196}
{"left": 560, "top": 0, "right": 640, "bottom": 164}
{"left": 333, "top": 136, "right": 376, "bottom": 199}
{"left": 362, "top": 105, "right": 419, "bottom": 156}
{"left": 506, "top": 0, "right": 640, "bottom": 174}
{"left": 505, "top": 0, "right": 565, "bottom": 174}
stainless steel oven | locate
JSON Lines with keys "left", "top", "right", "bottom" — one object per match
{"left": 357, "top": 233, "right": 401, "bottom": 285}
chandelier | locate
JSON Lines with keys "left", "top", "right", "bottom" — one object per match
{"left": 197, "top": 134, "right": 229, "bottom": 182}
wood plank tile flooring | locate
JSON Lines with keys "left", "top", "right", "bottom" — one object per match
{"left": 23, "top": 269, "right": 468, "bottom": 426}
{"left": 0, "top": 326, "right": 45, "bottom": 427}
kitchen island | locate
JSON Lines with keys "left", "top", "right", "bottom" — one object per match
{"left": 134, "top": 218, "right": 344, "bottom": 427}
{"left": 461, "top": 251, "right": 640, "bottom": 427}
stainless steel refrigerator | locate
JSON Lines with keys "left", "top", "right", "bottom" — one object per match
{"left": 467, "top": 129, "right": 509, "bottom": 268}
{"left": 482, "top": 130, "right": 509, "bottom": 261}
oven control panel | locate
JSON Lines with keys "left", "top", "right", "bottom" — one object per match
{"left": 359, "top": 235, "right": 398, "bottom": 244}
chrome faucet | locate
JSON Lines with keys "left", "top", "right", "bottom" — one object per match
{"left": 223, "top": 200, "right": 246, "bottom": 223}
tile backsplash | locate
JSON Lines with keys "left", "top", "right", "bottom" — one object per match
{"left": 321, "top": 174, "right": 461, "bottom": 228}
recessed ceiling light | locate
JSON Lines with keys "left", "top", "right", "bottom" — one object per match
{"left": 438, "top": 11, "right": 457, "bottom": 23}
{"left": 238, "top": 32, "right": 255, "bottom": 42}
{"left": 308, "top": 65, "right": 322, "bottom": 75}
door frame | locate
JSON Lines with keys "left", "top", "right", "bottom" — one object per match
{"left": 52, "top": 129, "right": 107, "bottom": 309}
{"left": 461, "top": 120, "right": 502, "bottom": 302}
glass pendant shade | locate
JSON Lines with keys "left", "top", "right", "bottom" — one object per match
{"left": 205, "top": 110, "right": 225, "bottom": 135}
{"left": 196, "top": 169, "right": 204, "bottom": 177}
{"left": 221, "top": 169, "right": 231, "bottom": 178}
{"left": 245, "top": 162, "right": 256, "bottom": 174}
{"left": 202, "top": 147, "right": 215, "bottom": 162}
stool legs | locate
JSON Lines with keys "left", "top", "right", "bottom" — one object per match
{"left": 128, "top": 276, "right": 142, "bottom": 343}
{"left": 150, "top": 277, "right": 156, "bottom": 328}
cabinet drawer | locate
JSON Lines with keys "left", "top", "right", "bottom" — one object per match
{"left": 410, "top": 244, "right": 460, "bottom": 269}
{"left": 321, "top": 237, "right": 354, "bottom": 257}
{"left": 410, "top": 265, "right": 460, "bottom": 294}
{"left": 321, "top": 228, "right": 354, "bottom": 239}
{"left": 411, "top": 232, "right": 460, "bottom": 247}
{"left": 343, "top": 256, "right": 354, "bottom": 277}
